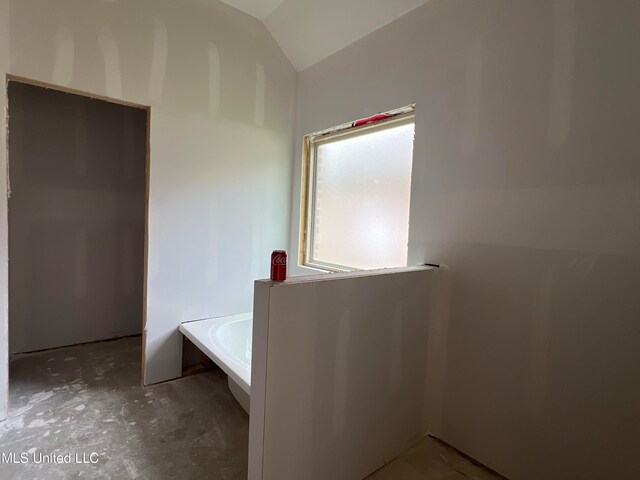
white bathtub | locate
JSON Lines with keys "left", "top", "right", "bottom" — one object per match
{"left": 179, "top": 313, "right": 252, "bottom": 413}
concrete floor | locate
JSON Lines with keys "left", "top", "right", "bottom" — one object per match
{"left": 0, "top": 337, "right": 248, "bottom": 479}
{"left": 0, "top": 336, "right": 503, "bottom": 480}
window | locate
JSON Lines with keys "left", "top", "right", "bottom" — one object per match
{"left": 300, "top": 106, "right": 416, "bottom": 271}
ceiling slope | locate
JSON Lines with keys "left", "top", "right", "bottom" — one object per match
{"left": 218, "top": 0, "right": 286, "bottom": 21}
{"left": 220, "top": 0, "right": 428, "bottom": 71}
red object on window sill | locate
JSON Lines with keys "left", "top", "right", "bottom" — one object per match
{"left": 353, "top": 113, "right": 392, "bottom": 127}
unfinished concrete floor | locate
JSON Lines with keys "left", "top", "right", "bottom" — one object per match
{"left": 0, "top": 336, "right": 248, "bottom": 479}
{"left": 1, "top": 336, "right": 504, "bottom": 480}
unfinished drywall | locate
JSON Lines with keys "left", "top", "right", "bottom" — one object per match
{"left": 0, "top": 0, "right": 9, "bottom": 421}
{"left": 291, "top": 1, "right": 640, "bottom": 479}
{"left": 249, "top": 266, "right": 438, "bottom": 480}
{"left": 1, "top": 0, "right": 296, "bottom": 387}
{"left": 8, "top": 82, "right": 147, "bottom": 353}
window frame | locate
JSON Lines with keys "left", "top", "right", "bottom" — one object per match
{"left": 299, "top": 111, "right": 416, "bottom": 273}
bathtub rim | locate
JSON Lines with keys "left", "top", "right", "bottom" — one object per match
{"left": 179, "top": 312, "right": 252, "bottom": 395}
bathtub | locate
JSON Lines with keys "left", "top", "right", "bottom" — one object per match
{"left": 179, "top": 313, "right": 252, "bottom": 413}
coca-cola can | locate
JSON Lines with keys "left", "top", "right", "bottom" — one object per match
{"left": 270, "top": 250, "right": 287, "bottom": 282}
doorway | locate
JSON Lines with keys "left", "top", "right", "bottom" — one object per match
{"left": 7, "top": 79, "right": 149, "bottom": 385}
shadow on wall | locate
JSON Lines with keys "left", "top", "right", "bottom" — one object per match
{"left": 407, "top": 2, "right": 640, "bottom": 479}
{"left": 426, "top": 243, "right": 640, "bottom": 480}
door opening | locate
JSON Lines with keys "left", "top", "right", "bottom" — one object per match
{"left": 6, "top": 79, "right": 150, "bottom": 403}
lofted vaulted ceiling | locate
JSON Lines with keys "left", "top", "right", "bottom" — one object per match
{"left": 219, "top": 0, "right": 428, "bottom": 71}
{"left": 217, "top": 0, "right": 287, "bottom": 21}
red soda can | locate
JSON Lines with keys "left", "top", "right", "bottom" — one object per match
{"left": 270, "top": 250, "right": 287, "bottom": 282}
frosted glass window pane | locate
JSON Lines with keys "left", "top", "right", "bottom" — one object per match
{"left": 312, "top": 122, "right": 414, "bottom": 270}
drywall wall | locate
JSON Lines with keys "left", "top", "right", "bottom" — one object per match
{"left": 2, "top": 0, "right": 296, "bottom": 387}
{"left": 0, "top": 0, "right": 9, "bottom": 421}
{"left": 249, "top": 266, "right": 438, "bottom": 480}
{"left": 8, "top": 82, "right": 146, "bottom": 353}
{"left": 291, "top": 1, "right": 640, "bottom": 479}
